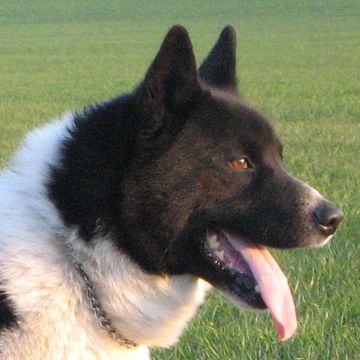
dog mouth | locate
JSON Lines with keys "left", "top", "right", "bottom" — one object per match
{"left": 204, "top": 231, "right": 297, "bottom": 341}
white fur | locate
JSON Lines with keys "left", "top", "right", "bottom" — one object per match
{"left": 312, "top": 234, "right": 334, "bottom": 248}
{"left": 0, "top": 115, "right": 211, "bottom": 359}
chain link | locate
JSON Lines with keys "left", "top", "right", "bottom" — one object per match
{"left": 64, "top": 238, "right": 137, "bottom": 349}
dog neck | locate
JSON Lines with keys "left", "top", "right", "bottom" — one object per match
{"left": 66, "top": 232, "right": 211, "bottom": 348}
{"left": 63, "top": 235, "right": 138, "bottom": 349}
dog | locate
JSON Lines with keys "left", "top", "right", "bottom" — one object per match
{"left": 0, "top": 25, "right": 343, "bottom": 359}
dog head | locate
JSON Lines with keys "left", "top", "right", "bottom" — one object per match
{"left": 49, "top": 25, "right": 343, "bottom": 341}
{"left": 116, "top": 26, "right": 343, "bottom": 340}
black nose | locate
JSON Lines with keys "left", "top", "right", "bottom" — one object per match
{"left": 313, "top": 202, "right": 344, "bottom": 235}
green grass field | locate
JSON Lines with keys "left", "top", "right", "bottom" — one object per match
{"left": 1, "top": 1, "right": 359, "bottom": 359}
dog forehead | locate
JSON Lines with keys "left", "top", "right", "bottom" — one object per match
{"left": 192, "top": 92, "right": 282, "bottom": 155}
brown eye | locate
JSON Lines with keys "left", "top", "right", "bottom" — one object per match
{"left": 231, "top": 158, "right": 250, "bottom": 170}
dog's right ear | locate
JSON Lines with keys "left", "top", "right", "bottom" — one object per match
{"left": 199, "top": 25, "right": 237, "bottom": 93}
{"left": 135, "top": 25, "right": 201, "bottom": 139}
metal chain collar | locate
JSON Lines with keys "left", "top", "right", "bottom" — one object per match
{"left": 63, "top": 238, "right": 138, "bottom": 349}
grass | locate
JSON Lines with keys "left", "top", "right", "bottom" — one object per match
{"left": 1, "top": 1, "right": 359, "bottom": 359}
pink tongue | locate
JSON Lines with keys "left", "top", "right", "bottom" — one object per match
{"left": 227, "top": 234, "right": 297, "bottom": 341}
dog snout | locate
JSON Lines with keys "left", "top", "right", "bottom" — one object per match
{"left": 313, "top": 201, "right": 344, "bottom": 235}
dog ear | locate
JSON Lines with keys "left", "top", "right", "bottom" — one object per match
{"left": 198, "top": 25, "right": 237, "bottom": 93}
{"left": 136, "top": 25, "right": 201, "bottom": 139}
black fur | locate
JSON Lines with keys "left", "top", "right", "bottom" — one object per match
{"left": 48, "top": 26, "right": 343, "bottom": 304}
{"left": 48, "top": 97, "right": 139, "bottom": 240}
{"left": 0, "top": 289, "right": 18, "bottom": 330}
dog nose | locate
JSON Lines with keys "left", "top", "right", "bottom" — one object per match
{"left": 313, "top": 202, "right": 344, "bottom": 235}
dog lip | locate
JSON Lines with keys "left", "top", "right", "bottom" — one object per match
{"left": 204, "top": 230, "right": 265, "bottom": 308}
{"left": 205, "top": 230, "right": 254, "bottom": 276}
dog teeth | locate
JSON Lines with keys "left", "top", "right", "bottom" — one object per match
{"left": 254, "top": 285, "right": 260, "bottom": 293}
{"left": 227, "top": 262, "right": 234, "bottom": 269}
{"left": 207, "top": 234, "right": 220, "bottom": 250}
{"left": 215, "top": 250, "right": 224, "bottom": 262}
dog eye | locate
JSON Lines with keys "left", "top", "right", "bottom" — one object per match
{"left": 230, "top": 158, "right": 251, "bottom": 170}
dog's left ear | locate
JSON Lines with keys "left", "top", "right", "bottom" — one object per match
{"left": 199, "top": 25, "right": 237, "bottom": 93}
{"left": 136, "top": 25, "right": 201, "bottom": 139}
